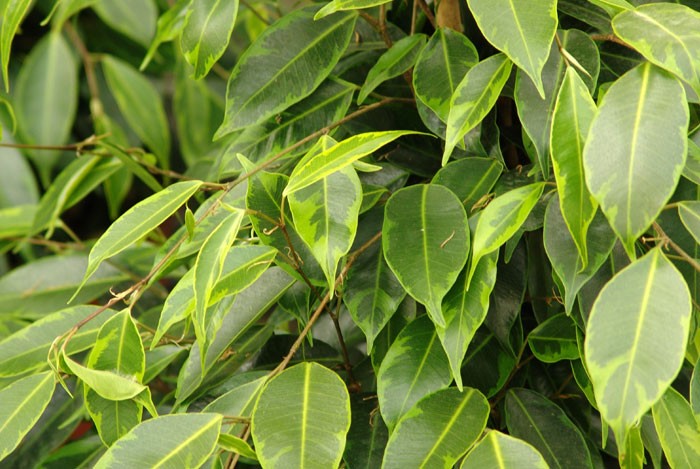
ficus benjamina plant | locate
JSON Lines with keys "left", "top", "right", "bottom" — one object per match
{"left": 0, "top": 0, "right": 699, "bottom": 467}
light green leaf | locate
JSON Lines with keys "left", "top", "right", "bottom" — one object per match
{"left": 678, "top": 201, "right": 700, "bottom": 245}
{"left": 438, "top": 252, "right": 498, "bottom": 389}
{"left": 443, "top": 54, "right": 513, "bottom": 164}
{"left": 528, "top": 313, "right": 579, "bottom": 363}
{"left": 358, "top": 34, "right": 426, "bottom": 104}
{"left": 205, "top": 376, "right": 266, "bottom": 435}
{"left": 584, "top": 247, "right": 692, "bottom": 445}
{"left": 583, "top": 63, "right": 688, "bottom": 259}
{"left": 692, "top": 359, "right": 700, "bottom": 417}
{"left": 432, "top": 157, "right": 503, "bottom": 212}
{"left": 377, "top": 315, "right": 452, "bottom": 431}
{"left": 0, "top": 135, "right": 39, "bottom": 208}
{"left": 215, "top": 6, "right": 357, "bottom": 137}
{"left": 1, "top": 0, "right": 32, "bottom": 91}
{"left": 461, "top": 431, "right": 548, "bottom": 468}
{"left": 0, "top": 372, "right": 55, "bottom": 461}
{"left": 218, "top": 434, "right": 257, "bottom": 461}
{"left": 92, "top": 0, "right": 156, "bottom": 47}
{"left": 383, "top": 387, "right": 489, "bottom": 467}
{"left": 613, "top": 4, "right": 700, "bottom": 97}
{"left": 0, "top": 204, "right": 35, "bottom": 240}
{"left": 289, "top": 166, "right": 361, "bottom": 293}
{"left": 466, "top": 0, "right": 557, "bottom": 97}
{"left": 151, "top": 269, "right": 194, "bottom": 349}
{"left": 468, "top": 183, "right": 545, "bottom": 287}
{"left": 62, "top": 354, "right": 146, "bottom": 401}
{"left": 683, "top": 138, "right": 700, "bottom": 185}
{"left": 102, "top": 55, "right": 171, "bottom": 167}
{"left": 414, "top": 27, "right": 479, "bottom": 123}
{"left": 209, "top": 245, "right": 277, "bottom": 305}
{"left": 48, "top": 0, "right": 100, "bottom": 28}
{"left": 315, "top": 0, "right": 390, "bottom": 19}
{"left": 587, "top": 0, "right": 632, "bottom": 16}
{"left": 79, "top": 180, "right": 202, "bottom": 294}
{"left": 252, "top": 362, "right": 350, "bottom": 468}
{"left": 505, "top": 388, "right": 594, "bottom": 468}
{"left": 652, "top": 387, "right": 700, "bottom": 468}
{"left": 94, "top": 413, "right": 222, "bottom": 468}
{"left": 550, "top": 68, "right": 598, "bottom": 265}
{"left": 285, "top": 130, "right": 420, "bottom": 196}
{"left": 621, "top": 425, "right": 644, "bottom": 469}
{"left": 181, "top": 0, "right": 239, "bottom": 79}
{"left": 141, "top": 0, "right": 190, "bottom": 70}
{"left": 383, "top": 184, "right": 469, "bottom": 327}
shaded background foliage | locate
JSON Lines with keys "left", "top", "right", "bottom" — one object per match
{"left": 0, "top": 0, "right": 700, "bottom": 467}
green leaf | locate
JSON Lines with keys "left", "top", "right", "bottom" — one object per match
{"left": 251, "top": 362, "right": 350, "bottom": 468}
{"left": 215, "top": 7, "right": 357, "bottom": 137}
{"left": 217, "top": 434, "right": 257, "bottom": 461}
{"left": 0, "top": 137, "right": 39, "bottom": 208}
{"left": 543, "top": 195, "right": 616, "bottom": 314}
{"left": 181, "top": 0, "right": 239, "bottom": 79}
{"left": 80, "top": 180, "right": 202, "bottom": 292}
{"left": 652, "top": 387, "right": 700, "bottom": 468}
{"left": 94, "top": 413, "right": 222, "bottom": 468}
{"left": 102, "top": 55, "right": 171, "bottom": 167}
{"left": 468, "top": 183, "right": 545, "bottom": 287}
{"left": 141, "top": 0, "right": 190, "bottom": 70}
{"left": 151, "top": 269, "right": 194, "bottom": 348}
{"left": 432, "top": 157, "right": 503, "bottom": 212}
{"left": 205, "top": 376, "right": 266, "bottom": 434}
{"left": 443, "top": 54, "right": 513, "bottom": 164}
{"left": 0, "top": 372, "right": 55, "bottom": 460}
{"left": 583, "top": 63, "right": 688, "bottom": 258}
{"left": 62, "top": 354, "right": 146, "bottom": 401}
{"left": 612, "top": 4, "right": 700, "bottom": 97}
{"left": 315, "top": 0, "right": 390, "bottom": 19}
{"left": 357, "top": 34, "right": 426, "bottom": 104}
{"left": 209, "top": 245, "right": 277, "bottom": 305}
{"left": 13, "top": 31, "right": 78, "bottom": 185}
{"left": 505, "top": 388, "right": 594, "bottom": 468}
{"left": 383, "top": 387, "right": 489, "bottom": 467}
{"left": 289, "top": 166, "right": 361, "bottom": 293}
{"left": 377, "top": 315, "right": 452, "bottom": 431}
{"left": 414, "top": 27, "right": 479, "bottom": 123}
{"left": 621, "top": 424, "right": 645, "bottom": 469}
{"left": 692, "top": 359, "right": 700, "bottom": 417}
{"left": 461, "top": 431, "right": 548, "bottom": 468}
{"left": 1, "top": 0, "right": 32, "bottom": 91}
{"left": 528, "top": 313, "right": 579, "bottom": 363}
{"left": 678, "top": 201, "right": 700, "bottom": 245}
{"left": 92, "top": 0, "right": 156, "bottom": 47}
{"left": 344, "top": 394, "right": 389, "bottom": 467}
{"left": 285, "top": 131, "right": 420, "bottom": 196}
{"left": 587, "top": 0, "right": 632, "bottom": 16}
{"left": 466, "top": 0, "right": 557, "bottom": 97}
{"left": 550, "top": 68, "right": 598, "bottom": 265}
{"left": 0, "top": 204, "right": 35, "bottom": 240}
{"left": 684, "top": 139, "right": 700, "bottom": 185}
{"left": 584, "top": 247, "right": 692, "bottom": 445}
{"left": 383, "top": 184, "right": 469, "bottom": 327}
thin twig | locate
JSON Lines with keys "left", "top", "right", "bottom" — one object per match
{"left": 240, "top": 0, "right": 271, "bottom": 25}
{"left": 653, "top": 222, "right": 700, "bottom": 273}
{"left": 0, "top": 133, "right": 108, "bottom": 152}
{"left": 415, "top": 0, "right": 437, "bottom": 29}
{"left": 64, "top": 22, "right": 102, "bottom": 117}
{"left": 589, "top": 33, "right": 634, "bottom": 50}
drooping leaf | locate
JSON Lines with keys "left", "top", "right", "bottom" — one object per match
{"left": 432, "top": 157, "right": 503, "bottom": 212}
{"left": 215, "top": 6, "right": 357, "bottom": 137}
{"left": 93, "top": 413, "right": 222, "bottom": 468}
{"left": 583, "top": 63, "right": 688, "bottom": 258}
{"left": 443, "top": 53, "right": 513, "bottom": 164}
{"left": 217, "top": 434, "right": 257, "bottom": 461}
{"left": 528, "top": 313, "right": 579, "bottom": 363}
{"left": 141, "top": 0, "right": 190, "bottom": 70}
{"left": 383, "top": 184, "right": 469, "bottom": 327}
{"left": 652, "top": 386, "right": 700, "bottom": 468}
{"left": 357, "top": 34, "right": 426, "bottom": 104}
{"left": 587, "top": 0, "right": 632, "bottom": 16}
{"left": 251, "top": 362, "right": 350, "bottom": 468}
{"left": 584, "top": 247, "right": 692, "bottom": 445}
{"left": 1, "top": 0, "right": 32, "bottom": 91}
{"left": 62, "top": 354, "right": 146, "bottom": 401}
{"left": 289, "top": 166, "right": 361, "bottom": 293}
{"left": 315, "top": 0, "right": 390, "bottom": 19}
{"left": 377, "top": 315, "right": 452, "bottom": 431}
{"left": 181, "top": 0, "right": 239, "bottom": 79}
{"left": 466, "top": 0, "right": 558, "bottom": 97}
{"left": 0, "top": 372, "right": 55, "bottom": 461}
{"left": 678, "top": 201, "right": 700, "bottom": 245}
{"left": 461, "top": 431, "right": 548, "bottom": 468}
{"left": 505, "top": 388, "right": 594, "bottom": 468}
{"left": 92, "top": 0, "right": 156, "bottom": 47}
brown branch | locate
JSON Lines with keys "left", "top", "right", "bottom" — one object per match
{"left": 0, "top": 133, "right": 108, "bottom": 152}
{"left": 589, "top": 33, "right": 634, "bottom": 50}
{"left": 64, "top": 22, "right": 102, "bottom": 118}
{"left": 653, "top": 222, "right": 700, "bottom": 273}
{"left": 415, "top": 0, "right": 437, "bottom": 29}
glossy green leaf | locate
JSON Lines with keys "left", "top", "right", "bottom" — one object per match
{"left": 80, "top": 180, "right": 202, "bottom": 292}
{"left": 528, "top": 313, "right": 579, "bottom": 363}
{"left": 433, "top": 157, "right": 503, "bottom": 212}
{"left": 209, "top": 245, "right": 277, "bottom": 305}
{"left": 469, "top": 183, "right": 545, "bottom": 287}
{"left": 181, "top": 0, "right": 239, "bottom": 79}
{"left": 141, "top": 0, "right": 190, "bottom": 70}
{"left": 550, "top": 68, "right": 598, "bottom": 265}
{"left": 443, "top": 54, "right": 513, "bottom": 164}
{"left": 252, "top": 362, "right": 350, "bottom": 468}
{"left": 205, "top": 376, "right": 266, "bottom": 434}
{"left": 438, "top": 252, "right": 498, "bottom": 389}
{"left": 587, "top": 0, "right": 632, "bottom": 16}
{"left": 461, "top": 431, "right": 548, "bottom": 468}
{"left": 102, "top": 55, "right": 171, "bottom": 167}
{"left": 652, "top": 386, "right": 700, "bottom": 468}
{"left": 583, "top": 63, "right": 688, "bottom": 258}
{"left": 63, "top": 354, "right": 146, "bottom": 401}
{"left": 505, "top": 388, "right": 593, "bottom": 468}
{"left": 383, "top": 387, "right": 489, "bottom": 467}
{"left": 315, "top": 0, "right": 390, "bottom": 19}
{"left": 466, "top": 0, "right": 557, "bottom": 97}
{"left": 621, "top": 425, "right": 645, "bottom": 469}
{"left": 217, "top": 434, "right": 257, "bottom": 461}
{"left": 94, "top": 413, "right": 222, "bottom": 468}
{"left": 414, "top": 27, "right": 479, "bottom": 123}
{"left": 383, "top": 184, "right": 469, "bottom": 327}
{"left": 216, "top": 7, "right": 357, "bottom": 137}
{"left": 613, "top": 4, "right": 700, "bottom": 97}
{"left": 1, "top": 0, "right": 32, "bottom": 91}
{"left": 285, "top": 131, "right": 420, "bottom": 196}
{"left": 289, "top": 166, "right": 361, "bottom": 293}
{"left": 377, "top": 315, "right": 452, "bottom": 431}
{"left": 358, "top": 34, "right": 426, "bottom": 104}
{"left": 544, "top": 195, "right": 616, "bottom": 313}
{"left": 151, "top": 269, "right": 194, "bottom": 348}
{"left": 0, "top": 371, "right": 55, "bottom": 460}
{"left": 92, "top": 0, "right": 156, "bottom": 47}
{"left": 584, "top": 247, "right": 692, "bottom": 444}
{"left": 678, "top": 201, "right": 700, "bottom": 245}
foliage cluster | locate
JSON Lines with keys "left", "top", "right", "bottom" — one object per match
{"left": 1, "top": 0, "right": 700, "bottom": 467}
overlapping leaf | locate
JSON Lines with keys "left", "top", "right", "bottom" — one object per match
{"left": 1, "top": 0, "right": 32, "bottom": 91}
{"left": 461, "top": 431, "right": 548, "bottom": 468}
{"left": 652, "top": 387, "right": 700, "bottom": 468}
